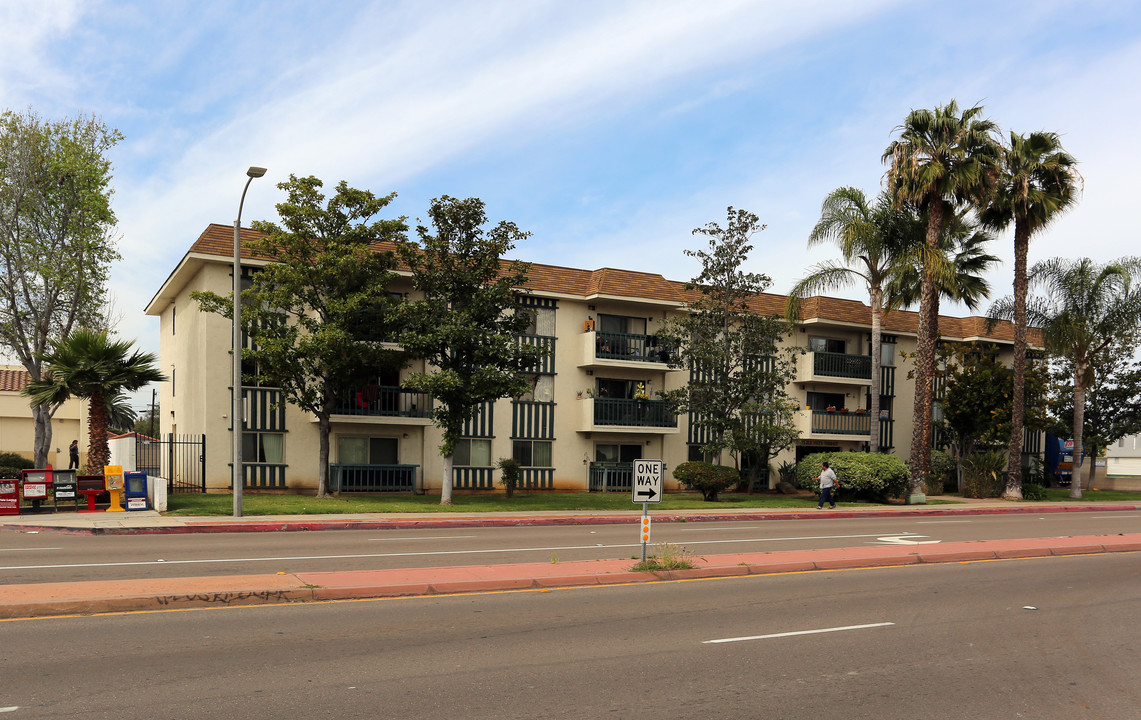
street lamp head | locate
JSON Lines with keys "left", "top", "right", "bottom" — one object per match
{"left": 246, "top": 166, "right": 267, "bottom": 178}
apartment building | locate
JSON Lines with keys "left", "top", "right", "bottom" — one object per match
{"left": 145, "top": 224, "right": 1029, "bottom": 494}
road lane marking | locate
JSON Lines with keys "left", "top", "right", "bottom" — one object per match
{"left": 0, "top": 533, "right": 924, "bottom": 572}
{"left": 915, "top": 520, "right": 972, "bottom": 524}
{"left": 0, "top": 547, "right": 60, "bottom": 552}
{"left": 870, "top": 535, "right": 940, "bottom": 545}
{"left": 704, "top": 622, "right": 895, "bottom": 644}
{"left": 367, "top": 536, "right": 478, "bottom": 541}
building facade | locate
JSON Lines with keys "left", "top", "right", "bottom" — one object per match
{"left": 0, "top": 366, "right": 89, "bottom": 468}
{"left": 146, "top": 224, "right": 1032, "bottom": 494}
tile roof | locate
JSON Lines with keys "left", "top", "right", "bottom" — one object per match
{"left": 186, "top": 223, "right": 1033, "bottom": 343}
{"left": 0, "top": 368, "right": 30, "bottom": 392}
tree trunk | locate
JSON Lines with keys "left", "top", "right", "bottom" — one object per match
{"left": 1070, "top": 367, "right": 1086, "bottom": 499}
{"left": 1085, "top": 443, "right": 1099, "bottom": 491}
{"left": 441, "top": 454, "right": 454, "bottom": 505}
{"left": 869, "top": 287, "right": 883, "bottom": 452}
{"left": 317, "top": 414, "right": 331, "bottom": 497}
{"left": 908, "top": 200, "right": 944, "bottom": 498}
{"left": 1004, "top": 223, "right": 1030, "bottom": 500}
{"left": 32, "top": 405, "right": 54, "bottom": 468}
{"left": 87, "top": 389, "right": 110, "bottom": 473}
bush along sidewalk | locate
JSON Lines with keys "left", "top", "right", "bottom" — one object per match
{"left": 796, "top": 451, "right": 910, "bottom": 503}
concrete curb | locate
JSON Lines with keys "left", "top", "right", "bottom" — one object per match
{"left": 3, "top": 533, "right": 1138, "bottom": 620}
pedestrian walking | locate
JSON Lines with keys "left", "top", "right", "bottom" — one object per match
{"left": 68, "top": 440, "right": 79, "bottom": 469}
{"left": 815, "top": 461, "right": 837, "bottom": 509}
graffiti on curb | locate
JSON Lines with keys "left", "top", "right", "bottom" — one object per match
{"left": 155, "top": 590, "right": 293, "bottom": 606}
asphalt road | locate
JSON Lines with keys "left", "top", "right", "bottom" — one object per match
{"left": 1, "top": 510, "right": 1139, "bottom": 584}
{"left": 2, "top": 552, "right": 1138, "bottom": 719}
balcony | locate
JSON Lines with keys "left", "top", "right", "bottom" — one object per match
{"left": 796, "top": 351, "right": 872, "bottom": 386}
{"left": 330, "top": 386, "right": 433, "bottom": 425}
{"left": 578, "top": 397, "right": 679, "bottom": 434}
{"left": 799, "top": 409, "right": 872, "bottom": 437}
{"left": 579, "top": 331, "right": 679, "bottom": 369}
{"left": 331, "top": 464, "right": 420, "bottom": 493}
{"left": 518, "top": 334, "right": 556, "bottom": 375}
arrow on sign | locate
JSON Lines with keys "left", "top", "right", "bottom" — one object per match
{"left": 634, "top": 487, "right": 658, "bottom": 501}
{"left": 871, "top": 535, "right": 940, "bottom": 545}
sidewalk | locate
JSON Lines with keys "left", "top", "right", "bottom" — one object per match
{"left": 2, "top": 498, "right": 1140, "bottom": 620}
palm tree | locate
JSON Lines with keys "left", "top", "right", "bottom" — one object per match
{"left": 786, "top": 187, "right": 914, "bottom": 451}
{"left": 23, "top": 329, "right": 166, "bottom": 473}
{"left": 991, "top": 257, "right": 1141, "bottom": 498}
{"left": 982, "top": 131, "right": 1080, "bottom": 499}
{"left": 882, "top": 100, "right": 1001, "bottom": 498}
{"left": 887, "top": 211, "right": 999, "bottom": 316}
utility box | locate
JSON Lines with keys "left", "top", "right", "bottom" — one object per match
{"left": 53, "top": 469, "right": 78, "bottom": 511}
{"left": 0, "top": 478, "right": 18, "bottom": 515}
{"left": 123, "top": 471, "right": 148, "bottom": 511}
{"left": 20, "top": 469, "right": 52, "bottom": 513}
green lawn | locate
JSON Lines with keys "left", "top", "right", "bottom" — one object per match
{"left": 164, "top": 490, "right": 987, "bottom": 516}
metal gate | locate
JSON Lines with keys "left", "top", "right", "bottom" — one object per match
{"left": 136, "top": 434, "right": 206, "bottom": 493}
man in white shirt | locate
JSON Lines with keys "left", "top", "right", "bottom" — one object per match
{"left": 815, "top": 461, "right": 837, "bottom": 509}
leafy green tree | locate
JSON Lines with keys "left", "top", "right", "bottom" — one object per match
{"left": 1048, "top": 335, "right": 1141, "bottom": 490}
{"left": 658, "top": 207, "right": 799, "bottom": 497}
{"left": 23, "top": 329, "right": 165, "bottom": 473}
{"left": 935, "top": 342, "right": 1049, "bottom": 489}
{"left": 883, "top": 100, "right": 1001, "bottom": 499}
{"left": 993, "top": 257, "right": 1141, "bottom": 498}
{"left": 0, "top": 109, "right": 122, "bottom": 466}
{"left": 982, "top": 131, "right": 1081, "bottom": 498}
{"left": 193, "top": 175, "right": 407, "bottom": 497}
{"left": 396, "top": 196, "right": 544, "bottom": 505}
{"left": 787, "top": 187, "right": 916, "bottom": 451}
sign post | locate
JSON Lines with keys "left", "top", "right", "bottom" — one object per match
{"left": 632, "top": 460, "right": 663, "bottom": 563}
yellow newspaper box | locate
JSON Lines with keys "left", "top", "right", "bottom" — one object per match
{"left": 103, "top": 465, "right": 125, "bottom": 512}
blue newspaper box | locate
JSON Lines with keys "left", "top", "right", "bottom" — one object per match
{"left": 123, "top": 471, "right": 149, "bottom": 511}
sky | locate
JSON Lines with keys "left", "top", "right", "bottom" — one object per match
{"left": 1, "top": 0, "right": 1139, "bottom": 410}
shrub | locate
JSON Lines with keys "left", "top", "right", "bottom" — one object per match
{"left": 0, "top": 453, "right": 34, "bottom": 472}
{"left": 496, "top": 457, "right": 521, "bottom": 498}
{"left": 1021, "top": 481, "right": 1047, "bottom": 501}
{"left": 796, "top": 452, "right": 910, "bottom": 501}
{"left": 960, "top": 450, "right": 1006, "bottom": 498}
{"left": 672, "top": 461, "right": 739, "bottom": 501}
{"left": 926, "top": 449, "right": 955, "bottom": 495}
{"left": 777, "top": 460, "right": 799, "bottom": 488}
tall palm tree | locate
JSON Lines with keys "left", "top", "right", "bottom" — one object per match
{"left": 786, "top": 187, "right": 914, "bottom": 451}
{"left": 23, "top": 329, "right": 165, "bottom": 473}
{"left": 982, "top": 131, "right": 1080, "bottom": 499}
{"left": 887, "top": 211, "right": 999, "bottom": 316}
{"left": 882, "top": 100, "right": 1001, "bottom": 498}
{"left": 991, "top": 257, "right": 1141, "bottom": 498}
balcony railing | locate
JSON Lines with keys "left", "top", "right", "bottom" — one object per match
{"left": 811, "top": 410, "right": 871, "bottom": 436}
{"left": 594, "top": 397, "right": 676, "bottom": 428}
{"left": 518, "top": 334, "right": 556, "bottom": 374}
{"left": 332, "top": 386, "right": 432, "bottom": 418}
{"left": 589, "top": 463, "right": 634, "bottom": 492}
{"left": 331, "top": 464, "right": 419, "bottom": 493}
{"left": 813, "top": 351, "right": 872, "bottom": 379}
{"left": 595, "top": 332, "right": 672, "bottom": 364}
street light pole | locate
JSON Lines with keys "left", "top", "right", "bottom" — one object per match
{"left": 234, "top": 166, "right": 267, "bottom": 518}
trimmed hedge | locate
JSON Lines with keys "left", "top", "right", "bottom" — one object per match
{"left": 796, "top": 452, "right": 909, "bottom": 501}
{"left": 672, "top": 461, "right": 739, "bottom": 502}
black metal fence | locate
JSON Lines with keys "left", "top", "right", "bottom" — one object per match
{"left": 136, "top": 434, "right": 206, "bottom": 493}
{"left": 331, "top": 464, "right": 419, "bottom": 493}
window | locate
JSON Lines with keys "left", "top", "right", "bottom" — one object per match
{"left": 687, "top": 445, "right": 717, "bottom": 463}
{"left": 454, "top": 439, "right": 492, "bottom": 467}
{"left": 881, "top": 342, "right": 896, "bottom": 367}
{"left": 595, "top": 444, "right": 642, "bottom": 463}
{"left": 338, "top": 436, "right": 398, "bottom": 465}
{"left": 243, "top": 432, "right": 284, "bottom": 463}
{"left": 598, "top": 314, "right": 647, "bottom": 335}
{"left": 807, "top": 391, "right": 845, "bottom": 411}
{"left": 513, "top": 440, "right": 552, "bottom": 467}
{"left": 810, "top": 337, "right": 846, "bottom": 354}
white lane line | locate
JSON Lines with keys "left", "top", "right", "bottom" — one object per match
{"left": 0, "top": 532, "right": 918, "bottom": 572}
{"left": 678, "top": 526, "right": 761, "bottom": 532}
{"left": 704, "top": 622, "right": 895, "bottom": 644}
{"left": 367, "top": 536, "right": 478, "bottom": 541}
{"left": 0, "top": 547, "right": 61, "bottom": 552}
{"left": 0, "top": 707, "right": 18, "bottom": 713}
{"left": 1093, "top": 515, "right": 1140, "bottom": 519}
{"left": 915, "top": 520, "right": 972, "bottom": 524}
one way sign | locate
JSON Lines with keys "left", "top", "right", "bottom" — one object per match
{"left": 632, "top": 460, "right": 663, "bottom": 504}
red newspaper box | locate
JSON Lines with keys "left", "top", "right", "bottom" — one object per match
{"left": 0, "top": 478, "right": 18, "bottom": 515}
{"left": 20, "top": 468, "right": 52, "bottom": 513}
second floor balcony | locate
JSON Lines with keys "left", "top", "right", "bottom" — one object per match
{"left": 578, "top": 397, "right": 679, "bottom": 434}
{"left": 796, "top": 350, "right": 872, "bottom": 386}
{"left": 331, "top": 386, "right": 433, "bottom": 423}
{"left": 579, "top": 331, "right": 679, "bottom": 369}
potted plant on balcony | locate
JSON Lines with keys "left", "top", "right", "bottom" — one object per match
{"left": 855, "top": 408, "right": 867, "bottom": 415}
{"left": 825, "top": 405, "right": 837, "bottom": 413}
{"left": 840, "top": 407, "right": 848, "bottom": 414}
